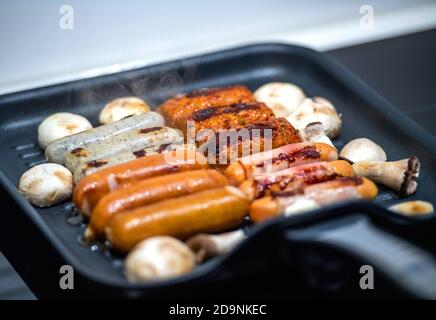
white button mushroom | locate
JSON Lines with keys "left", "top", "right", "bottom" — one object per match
{"left": 286, "top": 97, "right": 342, "bottom": 139}
{"left": 99, "top": 97, "right": 150, "bottom": 125}
{"left": 125, "top": 236, "right": 195, "bottom": 283}
{"left": 254, "top": 82, "right": 306, "bottom": 117}
{"left": 18, "top": 163, "right": 73, "bottom": 207}
{"left": 38, "top": 113, "right": 92, "bottom": 149}
{"left": 340, "top": 138, "right": 387, "bottom": 163}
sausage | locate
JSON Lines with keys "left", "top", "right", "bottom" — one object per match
{"left": 88, "top": 169, "right": 228, "bottom": 238}
{"left": 239, "top": 160, "right": 354, "bottom": 201}
{"left": 73, "top": 143, "right": 181, "bottom": 183}
{"left": 106, "top": 186, "right": 249, "bottom": 252}
{"left": 249, "top": 177, "right": 377, "bottom": 223}
{"left": 225, "top": 142, "right": 338, "bottom": 185}
{"left": 64, "top": 126, "right": 183, "bottom": 171}
{"left": 212, "top": 118, "right": 302, "bottom": 164}
{"left": 73, "top": 150, "right": 208, "bottom": 216}
{"left": 45, "top": 112, "right": 165, "bottom": 164}
{"left": 187, "top": 102, "right": 275, "bottom": 136}
{"left": 157, "top": 85, "right": 255, "bottom": 128}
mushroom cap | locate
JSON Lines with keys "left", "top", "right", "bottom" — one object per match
{"left": 254, "top": 82, "right": 306, "bottom": 117}
{"left": 286, "top": 97, "right": 342, "bottom": 139}
{"left": 99, "top": 97, "right": 150, "bottom": 125}
{"left": 38, "top": 113, "right": 92, "bottom": 149}
{"left": 125, "top": 236, "right": 195, "bottom": 283}
{"left": 18, "top": 163, "right": 73, "bottom": 207}
{"left": 340, "top": 138, "right": 387, "bottom": 163}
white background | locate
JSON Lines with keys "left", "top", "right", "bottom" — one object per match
{"left": 1, "top": 0, "right": 435, "bottom": 94}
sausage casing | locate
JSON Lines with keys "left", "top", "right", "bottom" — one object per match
{"left": 157, "top": 86, "right": 255, "bottom": 128}
{"left": 64, "top": 126, "right": 183, "bottom": 171}
{"left": 210, "top": 118, "right": 302, "bottom": 164}
{"left": 188, "top": 102, "right": 275, "bottom": 136}
{"left": 45, "top": 112, "right": 165, "bottom": 164}
{"left": 106, "top": 186, "right": 249, "bottom": 252}
{"left": 250, "top": 177, "right": 377, "bottom": 223}
{"left": 89, "top": 169, "right": 228, "bottom": 237}
{"left": 225, "top": 142, "right": 338, "bottom": 185}
{"left": 73, "top": 143, "right": 181, "bottom": 183}
{"left": 239, "top": 160, "right": 354, "bottom": 200}
{"left": 73, "top": 150, "right": 208, "bottom": 216}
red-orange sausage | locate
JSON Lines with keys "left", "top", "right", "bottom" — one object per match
{"left": 106, "top": 186, "right": 249, "bottom": 252}
{"left": 73, "top": 150, "right": 208, "bottom": 216}
{"left": 239, "top": 160, "right": 354, "bottom": 201}
{"left": 250, "top": 177, "right": 377, "bottom": 223}
{"left": 225, "top": 142, "right": 338, "bottom": 185}
{"left": 88, "top": 170, "right": 228, "bottom": 238}
{"left": 157, "top": 85, "right": 255, "bottom": 128}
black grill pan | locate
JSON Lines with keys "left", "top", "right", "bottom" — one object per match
{"left": 0, "top": 44, "right": 435, "bottom": 299}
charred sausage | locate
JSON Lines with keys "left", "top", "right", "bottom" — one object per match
{"left": 225, "top": 142, "right": 338, "bottom": 185}
{"left": 239, "top": 160, "right": 354, "bottom": 200}
{"left": 250, "top": 177, "right": 377, "bottom": 223}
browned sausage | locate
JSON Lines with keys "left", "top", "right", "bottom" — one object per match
{"left": 88, "top": 169, "right": 228, "bottom": 238}
{"left": 106, "top": 186, "right": 249, "bottom": 252}
{"left": 239, "top": 160, "right": 354, "bottom": 201}
{"left": 225, "top": 142, "right": 338, "bottom": 185}
{"left": 210, "top": 118, "right": 302, "bottom": 164}
{"left": 157, "top": 85, "right": 255, "bottom": 127}
{"left": 73, "top": 150, "right": 208, "bottom": 216}
{"left": 250, "top": 177, "right": 377, "bottom": 223}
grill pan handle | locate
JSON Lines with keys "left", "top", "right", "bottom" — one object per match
{"left": 284, "top": 216, "right": 436, "bottom": 299}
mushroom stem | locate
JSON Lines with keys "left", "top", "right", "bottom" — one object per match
{"left": 352, "top": 156, "right": 420, "bottom": 197}
{"left": 186, "top": 230, "right": 246, "bottom": 262}
{"left": 299, "top": 122, "right": 334, "bottom": 147}
{"left": 389, "top": 200, "right": 434, "bottom": 216}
